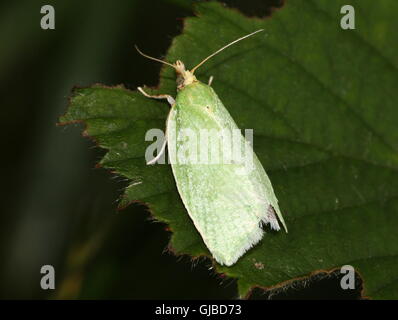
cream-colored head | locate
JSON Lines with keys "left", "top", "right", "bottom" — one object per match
{"left": 174, "top": 60, "right": 197, "bottom": 89}
{"left": 135, "top": 29, "right": 263, "bottom": 90}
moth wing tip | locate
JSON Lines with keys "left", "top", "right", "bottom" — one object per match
{"left": 266, "top": 204, "right": 288, "bottom": 233}
{"left": 212, "top": 225, "right": 265, "bottom": 266}
{"left": 284, "top": 225, "right": 289, "bottom": 233}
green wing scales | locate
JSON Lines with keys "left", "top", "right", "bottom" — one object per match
{"left": 167, "top": 82, "right": 287, "bottom": 266}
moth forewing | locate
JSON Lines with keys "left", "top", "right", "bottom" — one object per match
{"left": 167, "top": 82, "right": 286, "bottom": 266}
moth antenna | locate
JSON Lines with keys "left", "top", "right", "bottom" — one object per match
{"left": 191, "top": 29, "right": 264, "bottom": 74}
{"left": 135, "top": 45, "right": 175, "bottom": 69}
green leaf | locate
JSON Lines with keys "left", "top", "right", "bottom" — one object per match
{"left": 60, "top": 0, "right": 398, "bottom": 299}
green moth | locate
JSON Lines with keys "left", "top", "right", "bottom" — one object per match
{"left": 137, "top": 30, "right": 287, "bottom": 266}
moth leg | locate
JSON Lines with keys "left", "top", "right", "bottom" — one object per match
{"left": 147, "top": 138, "right": 167, "bottom": 165}
{"left": 208, "top": 76, "right": 214, "bottom": 86}
{"left": 138, "top": 87, "right": 175, "bottom": 165}
{"left": 137, "top": 87, "right": 175, "bottom": 106}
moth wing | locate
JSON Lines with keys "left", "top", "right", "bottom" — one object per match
{"left": 167, "top": 83, "right": 286, "bottom": 266}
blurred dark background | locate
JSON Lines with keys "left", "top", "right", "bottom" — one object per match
{"left": 0, "top": 0, "right": 361, "bottom": 299}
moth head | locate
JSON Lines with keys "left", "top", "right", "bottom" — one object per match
{"left": 174, "top": 60, "right": 197, "bottom": 90}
